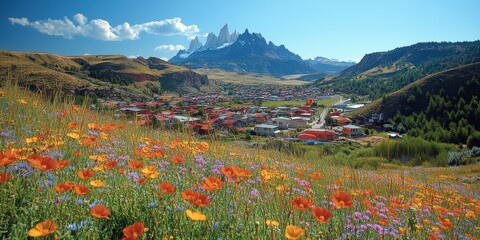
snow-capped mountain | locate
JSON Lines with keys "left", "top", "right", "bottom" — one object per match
{"left": 170, "top": 26, "right": 314, "bottom": 75}
{"left": 304, "top": 57, "right": 356, "bottom": 74}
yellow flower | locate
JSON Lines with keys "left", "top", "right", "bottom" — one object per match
{"left": 285, "top": 225, "right": 305, "bottom": 240}
{"left": 16, "top": 99, "right": 27, "bottom": 105}
{"left": 185, "top": 210, "right": 206, "bottom": 221}
{"left": 26, "top": 137, "right": 39, "bottom": 144}
{"left": 465, "top": 210, "right": 476, "bottom": 220}
{"left": 67, "top": 132, "right": 80, "bottom": 139}
{"left": 27, "top": 220, "right": 57, "bottom": 237}
{"left": 265, "top": 219, "right": 279, "bottom": 226}
{"left": 141, "top": 166, "right": 160, "bottom": 179}
{"left": 90, "top": 180, "right": 106, "bottom": 188}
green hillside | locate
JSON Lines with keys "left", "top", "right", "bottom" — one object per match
{"left": 0, "top": 50, "right": 220, "bottom": 99}
{"left": 349, "top": 62, "right": 480, "bottom": 144}
{"left": 313, "top": 41, "right": 480, "bottom": 99}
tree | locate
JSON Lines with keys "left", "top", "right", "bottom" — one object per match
{"left": 467, "top": 132, "right": 480, "bottom": 148}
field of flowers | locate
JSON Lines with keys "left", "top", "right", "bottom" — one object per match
{"left": 0, "top": 85, "right": 479, "bottom": 239}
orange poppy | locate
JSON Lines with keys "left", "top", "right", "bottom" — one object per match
{"left": 73, "top": 184, "right": 90, "bottom": 195}
{"left": 159, "top": 182, "right": 175, "bottom": 194}
{"left": 122, "top": 222, "right": 144, "bottom": 240}
{"left": 0, "top": 149, "right": 18, "bottom": 167}
{"left": 291, "top": 197, "right": 314, "bottom": 211}
{"left": 368, "top": 207, "right": 380, "bottom": 216}
{"left": 202, "top": 176, "right": 223, "bottom": 191}
{"left": 128, "top": 160, "right": 143, "bottom": 170}
{"left": 331, "top": 191, "right": 354, "bottom": 209}
{"left": 438, "top": 216, "right": 453, "bottom": 229}
{"left": 104, "top": 161, "right": 118, "bottom": 169}
{"left": 72, "top": 151, "right": 82, "bottom": 156}
{"left": 181, "top": 190, "right": 210, "bottom": 207}
{"left": 310, "top": 172, "right": 322, "bottom": 179}
{"left": 67, "top": 121, "right": 77, "bottom": 128}
{"left": 56, "top": 160, "right": 69, "bottom": 169}
{"left": 171, "top": 155, "right": 184, "bottom": 164}
{"left": 428, "top": 233, "right": 440, "bottom": 240}
{"left": 0, "top": 173, "right": 12, "bottom": 184}
{"left": 312, "top": 206, "right": 332, "bottom": 223}
{"left": 54, "top": 182, "right": 73, "bottom": 193}
{"left": 185, "top": 210, "right": 206, "bottom": 221}
{"left": 77, "top": 169, "right": 95, "bottom": 180}
{"left": 181, "top": 190, "right": 197, "bottom": 202}
{"left": 27, "top": 154, "right": 57, "bottom": 171}
{"left": 90, "top": 205, "right": 111, "bottom": 219}
{"left": 379, "top": 218, "right": 389, "bottom": 226}
{"left": 285, "top": 225, "right": 305, "bottom": 240}
{"left": 221, "top": 166, "right": 251, "bottom": 179}
{"left": 27, "top": 220, "right": 58, "bottom": 237}
{"left": 221, "top": 166, "right": 237, "bottom": 179}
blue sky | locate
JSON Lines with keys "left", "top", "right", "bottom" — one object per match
{"left": 1, "top": 0, "right": 479, "bottom": 62}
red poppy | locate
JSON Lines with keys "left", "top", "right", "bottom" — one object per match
{"left": 159, "top": 182, "right": 175, "bottom": 194}
{"left": 0, "top": 173, "right": 12, "bottom": 184}
{"left": 104, "top": 161, "right": 118, "bottom": 169}
{"left": 122, "top": 222, "right": 144, "bottom": 240}
{"left": 90, "top": 205, "right": 111, "bottom": 219}
{"left": 331, "top": 191, "right": 354, "bottom": 209}
{"left": 202, "top": 176, "right": 223, "bottom": 191}
{"left": 137, "top": 178, "right": 147, "bottom": 185}
{"left": 312, "top": 206, "right": 332, "bottom": 223}
{"left": 77, "top": 169, "right": 95, "bottom": 180}
{"left": 291, "top": 197, "right": 314, "bottom": 211}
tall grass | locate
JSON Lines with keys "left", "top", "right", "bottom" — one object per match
{"left": 0, "top": 84, "right": 478, "bottom": 239}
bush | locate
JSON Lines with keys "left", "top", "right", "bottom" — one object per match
{"left": 467, "top": 132, "right": 480, "bottom": 148}
{"left": 448, "top": 146, "right": 480, "bottom": 166}
{"left": 350, "top": 157, "right": 386, "bottom": 170}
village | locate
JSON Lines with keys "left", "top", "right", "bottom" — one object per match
{"left": 99, "top": 83, "right": 390, "bottom": 144}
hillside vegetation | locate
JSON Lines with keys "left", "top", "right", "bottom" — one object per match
{"left": 0, "top": 50, "right": 220, "bottom": 99}
{"left": 1, "top": 83, "right": 479, "bottom": 239}
{"left": 313, "top": 41, "right": 480, "bottom": 99}
{"left": 350, "top": 62, "right": 480, "bottom": 144}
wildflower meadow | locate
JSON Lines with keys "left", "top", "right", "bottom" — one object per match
{"left": 0, "top": 85, "right": 479, "bottom": 239}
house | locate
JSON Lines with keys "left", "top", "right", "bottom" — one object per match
{"left": 299, "top": 129, "right": 339, "bottom": 141}
{"left": 254, "top": 124, "right": 280, "bottom": 137}
{"left": 290, "top": 117, "right": 309, "bottom": 128}
{"left": 331, "top": 116, "right": 352, "bottom": 126}
{"left": 342, "top": 124, "right": 363, "bottom": 137}
{"left": 307, "top": 98, "right": 315, "bottom": 105}
{"left": 268, "top": 117, "right": 290, "bottom": 130}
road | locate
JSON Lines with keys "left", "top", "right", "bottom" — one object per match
{"left": 311, "top": 96, "right": 344, "bottom": 129}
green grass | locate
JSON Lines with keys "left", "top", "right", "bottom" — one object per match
{"left": 194, "top": 68, "right": 308, "bottom": 85}
{"left": 261, "top": 100, "right": 305, "bottom": 107}
{"left": 0, "top": 84, "right": 479, "bottom": 239}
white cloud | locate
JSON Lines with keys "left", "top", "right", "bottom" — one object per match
{"left": 73, "top": 13, "right": 87, "bottom": 25}
{"left": 159, "top": 57, "right": 169, "bottom": 61}
{"left": 8, "top": 14, "right": 199, "bottom": 41}
{"left": 8, "top": 17, "right": 29, "bottom": 26}
{"left": 154, "top": 44, "right": 185, "bottom": 52}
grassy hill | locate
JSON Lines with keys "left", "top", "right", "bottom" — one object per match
{"left": 349, "top": 62, "right": 480, "bottom": 144}
{"left": 194, "top": 68, "right": 308, "bottom": 85}
{"left": 313, "top": 41, "right": 480, "bottom": 99}
{"left": 0, "top": 82, "right": 479, "bottom": 239}
{"left": 0, "top": 50, "right": 220, "bottom": 99}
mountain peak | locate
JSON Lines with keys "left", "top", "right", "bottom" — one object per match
{"left": 217, "top": 23, "right": 231, "bottom": 46}
{"left": 188, "top": 36, "right": 203, "bottom": 52}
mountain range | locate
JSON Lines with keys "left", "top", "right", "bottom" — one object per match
{"left": 171, "top": 24, "right": 353, "bottom": 76}
{"left": 313, "top": 41, "right": 480, "bottom": 99}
